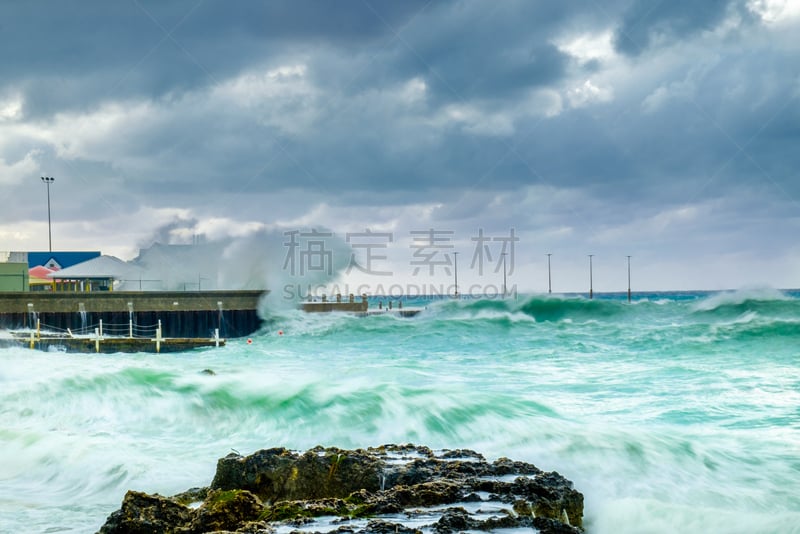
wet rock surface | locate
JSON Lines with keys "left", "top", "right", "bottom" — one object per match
{"left": 97, "top": 444, "right": 584, "bottom": 534}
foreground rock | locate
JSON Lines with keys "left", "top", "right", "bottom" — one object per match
{"left": 98, "top": 444, "right": 584, "bottom": 534}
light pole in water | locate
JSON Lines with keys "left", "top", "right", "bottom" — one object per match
{"left": 41, "top": 176, "right": 55, "bottom": 252}
{"left": 546, "top": 253, "right": 552, "bottom": 294}
{"left": 588, "top": 254, "right": 594, "bottom": 299}
{"left": 627, "top": 255, "right": 632, "bottom": 303}
{"left": 501, "top": 252, "right": 508, "bottom": 298}
{"left": 453, "top": 251, "right": 459, "bottom": 298}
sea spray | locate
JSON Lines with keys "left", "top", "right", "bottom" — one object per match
{"left": 129, "top": 223, "right": 351, "bottom": 301}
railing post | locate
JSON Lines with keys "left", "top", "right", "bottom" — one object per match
{"left": 151, "top": 321, "right": 163, "bottom": 353}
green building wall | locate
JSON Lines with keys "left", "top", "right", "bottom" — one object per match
{"left": 0, "top": 263, "right": 29, "bottom": 292}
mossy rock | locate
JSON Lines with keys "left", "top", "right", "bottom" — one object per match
{"left": 99, "top": 445, "right": 585, "bottom": 534}
{"left": 97, "top": 490, "right": 191, "bottom": 534}
{"left": 186, "top": 489, "right": 262, "bottom": 533}
{"left": 259, "top": 501, "right": 314, "bottom": 522}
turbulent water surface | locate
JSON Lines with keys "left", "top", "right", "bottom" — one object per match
{"left": 1, "top": 288, "right": 799, "bottom": 533}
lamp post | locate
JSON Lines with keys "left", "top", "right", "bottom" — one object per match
{"left": 41, "top": 176, "right": 55, "bottom": 252}
{"left": 453, "top": 251, "right": 459, "bottom": 298}
{"left": 501, "top": 252, "right": 508, "bottom": 298}
{"left": 588, "top": 254, "right": 594, "bottom": 299}
{"left": 627, "top": 255, "right": 632, "bottom": 303}
{"left": 546, "top": 253, "right": 552, "bottom": 294}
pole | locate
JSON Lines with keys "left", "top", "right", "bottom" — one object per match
{"left": 502, "top": 252, "right": 507, "bottom": 298}
{"left": 41, "top": 176, "right": 55, "bottom": 252}
{"left": 546, "top": 253, "right": 552, "bottom": 294}
{"left": 46, "top": 181, "right": 51, "bottom": 252}
{"left": 588, "top": 254, "right": 594, "bottom": 299}
{"left": 453, "top": 251, "right": 459, "bottom": 298}
{"left": 128, "top": 302, "right": 134, "bottom": 338}
{"left": 627, "top": 255, "right": 632, "bottom": 303}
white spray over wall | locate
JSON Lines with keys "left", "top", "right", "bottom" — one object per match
{"left": 131, "top": 221, "right": 352, "bottom": 316}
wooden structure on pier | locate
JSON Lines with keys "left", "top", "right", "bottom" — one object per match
{"left": 5, "top": 330, "right": 225, "bottom": 353}
{"left": 301, "top": 293, "right": 369, "bottom": 313}
{"left": 300, "top": 293, "right": 421, "bottom": 317}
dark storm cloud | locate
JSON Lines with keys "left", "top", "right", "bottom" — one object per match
{"left": 613, "top": 0, "right": 751, "bottom": 56}
{"left": 1, "top": 0, "right": 798, "bottom": 289}
{"left": 2, "top": 1, "right": 798, "bottom": 219}
{"left": 0, "top": 0, "right": 430, "bottom": 117}
{"left": 361, "top": 1, "right": 576, "bottom": 102}
{"left": 626, "top": 50, "right": 800, "bottom": 202}
{"left": 293, "top": 1, "right": 629, "bottom": 107}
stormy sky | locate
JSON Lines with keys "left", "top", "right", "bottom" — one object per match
{"left": 1, "top": 0, "right": 798, "bottom": 293}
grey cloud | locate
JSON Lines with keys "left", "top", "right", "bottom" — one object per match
{"left": 323, "top": 1, "right": 582, "bottom": 104}
{"left": 2, "top": 0, "right": 799, "bottom": 291}
{"left": 2, "top": 0, "right": 430, "bottom": 118}
{"left": 613, "top": 0, "right": 750, "bottom": 56}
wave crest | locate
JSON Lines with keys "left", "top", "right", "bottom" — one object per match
{"left": 691, "top": 287, "right": 797, "bottom": 316}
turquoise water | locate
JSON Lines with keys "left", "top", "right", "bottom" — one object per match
{"left": 1, "top": 288, "right": 799, "bottom": 533}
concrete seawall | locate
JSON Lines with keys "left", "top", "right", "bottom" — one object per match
{"left": 0, "top": 290, "right": 266, "bottom": 338}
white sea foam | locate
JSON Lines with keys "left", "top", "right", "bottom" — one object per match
{"left": 691, "top": 286, "right": 792, "bottom": 312}
{"left": 2, "top": 291, "right": 799, "bottom": 533}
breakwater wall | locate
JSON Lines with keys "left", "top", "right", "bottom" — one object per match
{"left": 0, "top": 290, "right": 266, "bottom": 338}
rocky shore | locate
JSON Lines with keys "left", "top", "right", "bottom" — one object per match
{"left": 97, "top": 444, "right": 584, "bottom": 533}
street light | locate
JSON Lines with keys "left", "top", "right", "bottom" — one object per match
{"left": 453, "top": 251, "right": 459, "bottom": 298}
{"left": 546, "top": 253, "right": 552, "bottom": 294}
{"left": 501, "top": 252, "right": 508, "bottom": 298}
{"left": 627, "top": 255, "right": 632, "bottom": 303}
{"left": 588, "top": 254, "right": 594, "bottom": 299}
{"left": 40, "top": 176, "right": 55, "bottom": 252}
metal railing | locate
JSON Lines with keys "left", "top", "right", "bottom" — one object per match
{"left": 20, "top": 318, "right": 223, "bottom": 352}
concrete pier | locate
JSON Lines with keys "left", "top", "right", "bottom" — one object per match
{"left": 0, "top": 290, "right": 266, "bottom": 339}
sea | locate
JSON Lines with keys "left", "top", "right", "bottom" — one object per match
{"left": 1, "top": 287, "right": 799, "bottom": 534}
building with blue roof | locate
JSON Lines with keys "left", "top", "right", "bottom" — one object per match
{"left": 27, "top": 251, "right": 101, "bottom": 270}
